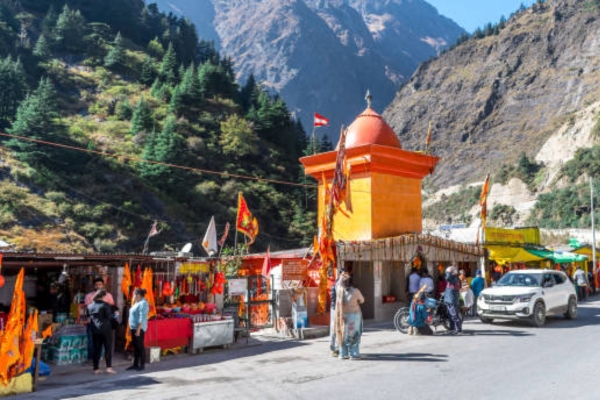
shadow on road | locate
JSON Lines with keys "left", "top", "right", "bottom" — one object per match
{"left": 467, "top": 329, "right": 533, "bottom": 336}
{"left": 360, "top": 352, "right": 448, "bottom": 362}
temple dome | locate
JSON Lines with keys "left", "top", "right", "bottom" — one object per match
{"left": 343, "top": 107, "right": 402, "bottom": 149}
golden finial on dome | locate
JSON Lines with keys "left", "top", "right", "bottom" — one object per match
{"left": 365, "top": 89, "right": 372, "bottom": 108}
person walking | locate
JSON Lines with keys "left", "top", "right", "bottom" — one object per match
{"left": 444, "top": 266, "right": 463, "bottom": 335}
{"left": 86, "top": 289, "right": 117, "bottom": 374}
{"left": 127, "top": 288, "right": 149, "bottom": 371}
{"left": 573, "top": 266, "right": 589, "bottom": 302}
{"left": 334, "top": 272, "right": 364, "bottom": 360}
{"left": 329, "top": 274, "right": 340, "bottom": 357}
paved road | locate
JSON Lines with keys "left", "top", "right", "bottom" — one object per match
{"left": 23, "top": 298, "right": 600, "bottom": 400}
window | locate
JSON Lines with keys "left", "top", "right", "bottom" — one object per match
{"left": 553, "top": 273, "right": 566, "bottom": 285}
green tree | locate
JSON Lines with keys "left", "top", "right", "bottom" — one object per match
{"left": 180, "top": 63, "right": 200, "bottom": 105}
{"left": 0, "top": 56, "right": 27, "bottom": 129}
{"left": 6, "top": 77, "right": 57, "bottom": 164}
{"left": 219, "top": 114, "right": 259, "bottom": 159}
{"left": 54, "top": 5, "right": 86, "bottom": 52}
{"left": 159, "top": 42, "right": 178, "bottom": 85}
{"left": 147, "top": 36, "right": 164, "bottom": 59}
{"left": 140, "top": 55, "right": 156, "bottom": 86}
{"left": 103, "top": 31, "right": 126, "bottom": 70}
{"left": 129, "top": 96, "right": 154, "bottom": 136}
{"left": 33, "top": 33, "right": 52, "bottom": 60}
{"left": 140, "top": 114, "right": 184, "bottom": 185}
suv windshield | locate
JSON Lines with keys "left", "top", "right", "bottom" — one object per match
{"left": 497, "top": 273, "right": 540, "bottom": 287}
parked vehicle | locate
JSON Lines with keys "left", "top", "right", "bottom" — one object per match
{"left": 394, "top": 297, "right": 453, "bottom": 333}
{"left": 477, "top": 269, "right": 577, "bottom": 327}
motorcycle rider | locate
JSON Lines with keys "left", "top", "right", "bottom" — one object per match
{"left": 443, "top": 266, "right": 463, "bottom": 335}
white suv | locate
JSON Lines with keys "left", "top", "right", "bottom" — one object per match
{"left": 477, "top": 269, "right": 577, "bottom": 327}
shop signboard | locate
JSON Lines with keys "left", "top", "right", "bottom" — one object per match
{"left": 228, "top": 279, "right": 247, "bottom": 296}
{"left": 485, "top": 227, "right": 541, "bottom": 246}
{"left": 281, "top": 259, "right": 308, "bottom": 281}
{"left": 178, "top": 262, "right": 210, "bottom": 274}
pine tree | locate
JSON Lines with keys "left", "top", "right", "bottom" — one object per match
{"left": 140, "top": 56, "right": 156, "bottom": 86}
{"left": 147, "top": 36, "right": 164, "bottom": 59}
{"left": 169, "top": 84, "right": 184, "bottom": 114}
{"left": 240, "top": 73, "right": 258, "bottom": 112}
{"left": 159, "top": 42, "right": 178, "bottom": 85}
{"left": 0, "top": 56, "right": 27, "bottom": 129}
{"left": 104, "top": 32, "right": 126, "bottom": 69}
{"left": 141, "top": 114, "right": 184, "bottom": 184}
{"left": 33, "top": 34, "right": 52, "bottom": 60}
{"left": 54, "top": 5, "right": 86, "bottom": 52}
{"left": 129, "top": 96, "right": 154, "bottom": 136}
{"left": 180, "top": 63, "right": 200, "bottom": 105}
{"left": 7, "top": 77, "right": 57, "bottom": 164}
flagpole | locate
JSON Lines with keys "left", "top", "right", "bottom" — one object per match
{"left": 142, "top": 235, "right": 150, "bottom": 255}
{"left": 311, "top": 125, "right": 317, "bottom": 155}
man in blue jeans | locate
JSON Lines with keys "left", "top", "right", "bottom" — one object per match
{"left": 443, "top": 266, "right": 463, "bottom": 335}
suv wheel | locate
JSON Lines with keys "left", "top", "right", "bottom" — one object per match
{"left": 531, "top": 301, "right": 546, "bottom": 327}
{"left": 564, "top": 296, "right": 577, "bottom": 320}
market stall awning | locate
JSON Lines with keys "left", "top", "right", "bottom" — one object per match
{"left": 527, "top": 249, "right": 587, "bottom": 263}
{"left": 487, "top": 246, "right": 545, "bottom": 264}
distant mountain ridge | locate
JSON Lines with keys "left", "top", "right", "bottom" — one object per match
{"left": 150, "top": 0, "right": 465, "bottom": 133}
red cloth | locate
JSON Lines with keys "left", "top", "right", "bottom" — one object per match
{"left": 144, "top": 318, "right": 192, "bottom": 350}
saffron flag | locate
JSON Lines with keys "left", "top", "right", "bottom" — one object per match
{"left": 480, "top": 174, "right": 491, "bottom": 229}
{"left": 314, "top": 112, "right": 329, "bottom": 127}
{"left": 202, "top": 216, "right": 218, "bottom": 256}
{"left": 261, "top": 246, "right": 272, "bottom": 279}
{"left": 218, "top": 222, "right": 230, "bottom": 247}
{"left": 331, "top": 127, "right": 352, "bottom": 216}
{"left": 142, "top": 268, "right": 156, "bottom": 320}
{"left": 42, "top": 324, "right": 53, "bottom": 339}
{"left": 20, "top": 309, "right": 38, "bottom": 375}
{"left": 0, "top": 268, "right": 25, "bottom": 385}
{"left": 236, "top": 192, "right": 259, "bottom": 245}
{"left": 122, "top": 262, "right": 132, "bottom": 299}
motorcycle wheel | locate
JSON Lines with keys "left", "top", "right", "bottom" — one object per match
{"left": 393, "top": 308, "right": 410, "bottom": 334}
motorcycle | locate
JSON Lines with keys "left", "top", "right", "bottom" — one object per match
{"left": 393, "top": 297, "right": 454, "bottom": 334}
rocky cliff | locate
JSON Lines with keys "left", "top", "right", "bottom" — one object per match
{"left": 150, "top": 0, "right": 464, "bottom": 133}
{"left": 384, "top": 0, "right": 600, "bottom": 189}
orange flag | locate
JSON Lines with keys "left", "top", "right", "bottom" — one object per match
{"left": 20, "top": 309, "right": 38, "bottom": 374}
{"left": 121, "top": 263, "right": 132, "bottom": 299}
{"left": 0, "top": 268, "right": 26, "bottom": 384}
{"left": 42, "top": 324, "right": 53, "bottom": 339}
{"left": 480, "top": 173, "right": 490, "bottom": 229}
{"left": 142, "top": 268, "right": 156, "bottom": 320}
{"left": 236, "top": 192, "right": 259, "bottom": 245}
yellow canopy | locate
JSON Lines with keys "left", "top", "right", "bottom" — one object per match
{"left": 487, "top": 245, "right": 545, "bottom": 265}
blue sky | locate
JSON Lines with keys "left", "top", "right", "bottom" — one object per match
{"left": 427, "top": 0, "right": 537, "bottom": 33}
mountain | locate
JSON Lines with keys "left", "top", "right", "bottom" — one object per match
{"left": 150, "top": 0, "right": 465, "bottom": 135}
{"left": 0, "top": 0, "right": 315, "bottom": 253}
{"left": 384, "top": 0, "right": 600, "bottom": 230}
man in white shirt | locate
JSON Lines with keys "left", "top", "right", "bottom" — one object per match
{"left": 408, "top": 268, "right": 421, "bottom": 300}
{"left": 419, "top": 270, "right": 435, "bottom": 297}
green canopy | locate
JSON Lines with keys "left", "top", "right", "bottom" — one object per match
{"left": 527, "top": 249, "right": 587, "bottom": 263}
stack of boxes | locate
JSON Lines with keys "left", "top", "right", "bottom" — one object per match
{"left": 45, "top": 325, "right": 88, "bottom": 365}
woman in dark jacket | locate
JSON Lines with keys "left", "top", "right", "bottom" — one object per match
{"left": 87, "top": 289, "right": 117, "bottom": 374}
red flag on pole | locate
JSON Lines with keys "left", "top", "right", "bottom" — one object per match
{"left": 261, "top": 246, "right": 272, "bottom": 278}
{"left": 218, "top": 222, "right": 230, "bottom": 247}
{"left": 236, "top": 192, "right": 259, "bottom": 245}
{"left": 314, "top": 112, "right": 329, "bottom": 127}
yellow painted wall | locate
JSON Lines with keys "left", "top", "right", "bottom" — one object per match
{"left": 371, "top": 173, "right": 422, "bottom": 237}
{"left": 319, "top": 171, "right": 423, "bottom": 241}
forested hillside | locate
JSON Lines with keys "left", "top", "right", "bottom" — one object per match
{"left": 0, "top": 0, "right": 322, "bottom": 253}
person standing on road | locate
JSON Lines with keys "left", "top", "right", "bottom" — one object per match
{"left": 87, "top": 289, "right": 117, "bottom": 375}
{"left": 127, "top": 288, "right": 149, "bottom": 371}
{"left": 85, "top": 277, "right": 115, "bottom": 362}
{"left": 470, "top": 270, "right": 485, "bottom": 316}
{"left": 334, "top": 272, "right": 365, "bottom": 360}
{"left": 419, "top": 270, "right": 435, "bottom": 297}
{"left": 329, "top": 274, "right": 340, "bottom": 358}
{"left": 573, "top": 266, "right": 589, "bottom": 302}
{"left": 444, "top": 266, "right": 463, "bottom": 335}
{"left": 408, "top": 268, "right": 421, "bottom": 300}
